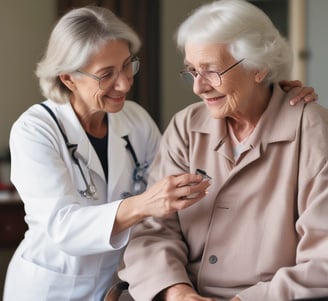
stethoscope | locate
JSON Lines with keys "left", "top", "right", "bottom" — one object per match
{"left": 40, "top": 103, "right": 97, "bottom": 198}
{"left": 121, "top": 135, "right": 148, "bottom": 198}
{"left": 40, "top": 103, "right": 148, "bottom": 199}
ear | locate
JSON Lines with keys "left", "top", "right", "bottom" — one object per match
{"left": 255, "top": 70, "right": 269, "bottom": 83}
{"left": 59, "top": 73, "right": 76, "bottom": 91}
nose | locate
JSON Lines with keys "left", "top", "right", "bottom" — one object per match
{"left": 113, "top": 71, "right": 133, "bottom": 92}
{"left": 192, "top": 74, "right": 210, "bottom": 95}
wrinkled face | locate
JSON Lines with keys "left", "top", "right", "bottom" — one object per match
{"left": 63, "top": 39, "right": 136, "bottom": 115}
{"left": 184, "top": 43, "right": 258, "bottom": 119}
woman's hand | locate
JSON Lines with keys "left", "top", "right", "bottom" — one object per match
{"left": 113, "top": 173, "right": 210, "bottom": 234}
{"left": 138, "top": 173, "right": 210, "bottom": 218}
{"left": 279, "top": 79, "right": 318, "bottom": 105}
{"left": 157, "top": 283, "right": 216, "bottom": 301}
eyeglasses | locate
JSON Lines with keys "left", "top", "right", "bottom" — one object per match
{"left": 179, "top": 59, "right": 245, "bottom": 87}
{"left": 76, "top": 56, "right": 140, "bottom": 90}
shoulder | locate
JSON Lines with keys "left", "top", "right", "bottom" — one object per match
{"left": 173, "top": 101, "right": 207, "bottom": 120}
{"left": 302, "top": 102, "right": 328, "bottom": 123}
{"left": 9, "top": 101, "right": 65, "bottom": 155}
{"left": 301, "top": 102, "right": 328, "bottom": 134}
{"left": 166, "top": 101, "right": 214, "bottom": 135}
{"left": 10, "top": 100, "right": 74, "bottom": 146}
{"left": 168, "top": 101, "right": 207, "bottom": 127}
{"left": 301, "top": 102, "right": 328, "bottom": 143}
{"left": 11, "top": 101, "right": 53, "bottom": 134}
{"left": 298, "top": 103, "right": 328, "bottom": 171}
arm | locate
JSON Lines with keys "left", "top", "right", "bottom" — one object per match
{"left": 9, "top": 108, "right": 127, "bottom": 255}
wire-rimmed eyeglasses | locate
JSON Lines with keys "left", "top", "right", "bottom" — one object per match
{"left": 76, "top": 56, "right": 140, "bottom": 90}
{"left": 179, "top": 59, "right": 245, "bottom": 87}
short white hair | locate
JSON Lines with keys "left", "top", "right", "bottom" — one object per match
{"left": 36, "top": 6, "right": 141, "bottom": 104}
{"left": 176, "top": 0, "right": 292, "bottom": 83}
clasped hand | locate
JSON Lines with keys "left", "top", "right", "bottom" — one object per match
{"left": 157, "top": 283, "right": 241, "bottom": 301}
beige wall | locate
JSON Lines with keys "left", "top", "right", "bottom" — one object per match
{"left": 0, "top": 0, "right": 56, "bottom": 154}
{"left": 160, "top": 0, "right": 201, "bottom": 130}
{"left": 1, "top": 1, "right": 328, "bottom": 153}
{"left": 0, "top": 0, "right": 202, "bottom": 152}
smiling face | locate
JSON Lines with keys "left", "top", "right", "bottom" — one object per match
{"left": 60, "top": 39, "right": 135, "bottom": 119}
{"left": 184, "top": 43, "right": 266, "bottom": 122}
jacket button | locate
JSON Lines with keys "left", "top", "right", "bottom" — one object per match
{"left": 209, "top": 255, "right": 218, "bottom": 264}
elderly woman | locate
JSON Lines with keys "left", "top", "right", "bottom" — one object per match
{"left": 3, "top": 6, "right": 212, "bottom": 301}
{"left": 119, "top": 1, "right": 328, "bottom": 300}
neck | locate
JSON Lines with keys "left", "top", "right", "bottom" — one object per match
{"left": 228, "top": 84, "right": 272, "bottom": 141}
{"left": 83, "top": 113, "right": 108, "bottom": 138}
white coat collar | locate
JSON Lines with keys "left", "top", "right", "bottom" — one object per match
{"left": 48, "top": 101, "right": 132, "bottom": 187}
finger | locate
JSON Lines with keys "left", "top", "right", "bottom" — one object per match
{"left": 289, "top": 79, "right": 302, "bottom": 87}
{"left": 177, "top": 180, "right": 210, "bottom": 199}
{"left": 174, "top": 173, "right": 204, "bottom": 187}
{"left": 304, "top": 92, "right": 318, "bottom": 103}
{"left": 280, "top": 80, "right": 302, "bottom": 92}
{"left": 289, "top": 88, "right": 315, "bottom": 105}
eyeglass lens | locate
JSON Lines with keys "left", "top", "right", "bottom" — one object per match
{"left": 180, "top": 59, "right": 244, "bottom": 87}
{"left": 99, "top": 59, "right": 139, "bottom": 89}
{"left": 180, "top": 70, "right": 221, "bottom": 87}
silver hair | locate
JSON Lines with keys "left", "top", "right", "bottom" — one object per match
{"left": 36, "top": 6, "right": 141, "bottom": 104}
{"left": 176, "top": 0, "right": 292, "bottom": 83}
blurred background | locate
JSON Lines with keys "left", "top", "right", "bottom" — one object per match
{"left": 0, "top": 0, "right": 327, "bottom": 296}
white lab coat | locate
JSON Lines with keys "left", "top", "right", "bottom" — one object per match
{"left": 3, "top": 100, "right": 161, "bottom": 301}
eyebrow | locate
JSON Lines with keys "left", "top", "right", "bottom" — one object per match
{"left": 95, "top": 54, "right": 133, "bottom": 74}
{"left": 183, "top": 59, "right": 222, "bottom": 69}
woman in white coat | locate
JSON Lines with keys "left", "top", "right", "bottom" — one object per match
{"left": 3, "top": 5, "right": 316, "bottom": 301}
{"left": 3, "top": 6, "right": 211, "bottom": 301}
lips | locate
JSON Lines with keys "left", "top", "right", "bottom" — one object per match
{"left": 205, "top": 95, "right": 225, "bottom": 104}
{"left": 109, "top": 96, "right": 125, "bottom": 103}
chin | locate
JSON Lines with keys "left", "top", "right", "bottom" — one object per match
{"left": 106, "top": 101, "right": 125, "bottom": 113}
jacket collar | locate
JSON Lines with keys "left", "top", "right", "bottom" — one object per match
{"left": 189, "top": 84, "right": 304, "bottom": 153}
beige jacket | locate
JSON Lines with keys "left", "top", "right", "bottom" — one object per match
{"left": 119, "top": 85, "right": 328, "bottom": 301}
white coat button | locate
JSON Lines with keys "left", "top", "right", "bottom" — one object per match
{"left": 209, "top": 255, "right": 218, "bottom": 264}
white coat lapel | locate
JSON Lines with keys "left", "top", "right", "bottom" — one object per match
{"left": 56, "top": 102, "right": 105, "bottom": 181}
{"left": 107, "top": 111, "right": 131, "bottom": 197}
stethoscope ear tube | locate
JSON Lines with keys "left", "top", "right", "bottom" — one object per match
{"left": 39, "top": 103, "right": 97, "bottom": 198}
